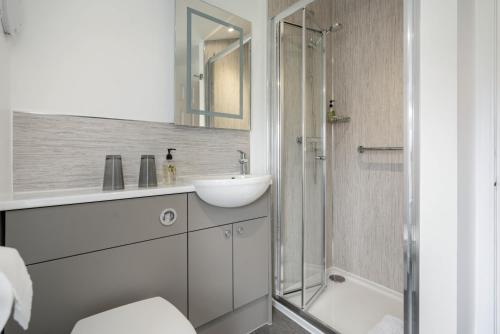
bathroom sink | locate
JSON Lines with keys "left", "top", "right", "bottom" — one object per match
{"left": 191, "top": 174, "right": 272, "bottom": 208}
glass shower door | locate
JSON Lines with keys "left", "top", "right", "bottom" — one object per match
{"left": 275, "top": 2, "right": 326, "bottom": 310}
{"left": 278, "top": 16, "right": 304, "bottom": 306}
{"left": 302, "top": 4, "right": 326, "bottom": 307}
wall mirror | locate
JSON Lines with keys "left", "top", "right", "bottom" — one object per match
{"left": 175, "top": 0, "right": 251, "bottom": 130}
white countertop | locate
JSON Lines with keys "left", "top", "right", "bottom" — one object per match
{"left": 0, "top": 181, "right": 196, "bottom": 211}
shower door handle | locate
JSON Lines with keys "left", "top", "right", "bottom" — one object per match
{"left": 315, "top": 155, "right": 326, "bottom": 160}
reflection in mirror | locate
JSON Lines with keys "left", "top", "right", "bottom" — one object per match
{"left": 175, "top": 0, "right": 251, "bottom": 130}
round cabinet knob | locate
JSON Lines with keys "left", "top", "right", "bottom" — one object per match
{"left": 160, "top": 208, "right": 177, "bottom": 226}
{"left": 224, "top": 230, "right": 232, "bottom": 239}
{"left": 237, "top": 226, "right": 244, "bottom": 235}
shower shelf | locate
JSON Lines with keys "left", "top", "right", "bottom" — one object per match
{"left": 328, "top": 115, "right": 351, "bottom": 123}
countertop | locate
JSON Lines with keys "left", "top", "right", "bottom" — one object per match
{"left": 0, "top": 181, "right": 196, "bottom": 211}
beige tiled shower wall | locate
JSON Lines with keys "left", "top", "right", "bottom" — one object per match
{"left": 13, "top": 112, "right": 250, "bottom": 192}
{"left": 331, "top": 0, "right": 404, "bottom": 292}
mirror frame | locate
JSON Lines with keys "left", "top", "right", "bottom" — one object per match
{"left": 186, "top": 7, "right": 245, "bottom": 120}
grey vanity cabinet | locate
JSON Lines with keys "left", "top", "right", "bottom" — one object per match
{"left": 2, "top": 192, "right": 271, "bottom": 334}
{"left": 233, "top": 218, "right": 269, "bottom": 309}
{"left": 188, "top": 225, "right": 234, "bottom": 328}
{"left": 188, "top": 218, "right": 270, "bottom": 328}
{"left": 5, "top": 194, "right": 187, "bottom": 264}
{"left": 3, "top": 194, "right": 189, "bottom": 334}
{"left": 5, "top": 234, "right": 188, "bottom": 334}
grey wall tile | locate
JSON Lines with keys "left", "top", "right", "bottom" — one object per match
{"left": 331, "top": 0, "right": 404, "bottom": 292}
{"left": 13, "top": 112, "right": 250, "bottom": 191}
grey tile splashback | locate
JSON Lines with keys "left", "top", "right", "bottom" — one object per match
{"left": 13, "top": 112, "right": 250, "bottom": 192}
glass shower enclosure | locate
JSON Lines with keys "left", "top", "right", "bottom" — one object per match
{"left": 271, "top": 0, "right": 327, "bottom": 311}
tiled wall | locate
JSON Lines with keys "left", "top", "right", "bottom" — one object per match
{"left": 331, "top": 0, "right": 404, "bottom": 292}
{"left": 13, "top": 112, "right": 250, "bottom": 192}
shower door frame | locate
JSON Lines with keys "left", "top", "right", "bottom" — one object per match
{"left": 270, "top": 0, "right": 328, "bottom": 309}
{"left": 403, "top": 0, "right": 420, "bottom": 333}
{"left": 269, "top": 0, "right": 420, "bottom": 333}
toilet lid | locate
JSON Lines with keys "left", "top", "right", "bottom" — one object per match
{"left": 71, "top": 297, "right": 196, "bottom": 334}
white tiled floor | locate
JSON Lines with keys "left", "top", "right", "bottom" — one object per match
{"left": 284, "top": 275, "right": 403, "bottom": 334}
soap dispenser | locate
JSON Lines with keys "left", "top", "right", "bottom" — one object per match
{"left": 163, "top": 148, "right": 177, "bottom": 185}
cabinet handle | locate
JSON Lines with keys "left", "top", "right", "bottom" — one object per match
{"left": 159, "top": 208, "right": 177, "bottom": 226}
{"left": 237, "top": 226, "right": 244, "bottom": 235}
{"left": 224, "top": 230, "right": 232, "bottom": 239}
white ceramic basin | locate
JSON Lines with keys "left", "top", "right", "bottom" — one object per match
{"left": 191, "top": 174, "right": 272, "bottom": 208}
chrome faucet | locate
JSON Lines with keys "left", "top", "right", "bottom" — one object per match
{"left": 237, "top": 150, "right": 248, "bottom": 175}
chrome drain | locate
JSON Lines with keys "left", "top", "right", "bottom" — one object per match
{"left": 329, "top": 274, "right": 346, "bottom": 283}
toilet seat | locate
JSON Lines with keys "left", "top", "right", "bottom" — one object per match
{"left": 71, "top": 297, "right": 196, "bottom": 334}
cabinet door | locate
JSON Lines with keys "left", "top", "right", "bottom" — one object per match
{"left": 233, "top": 218, "right": 269, "bottom": 309}
{"left": 188, "top": 225, "right": 233, "bottom": 327}
{"left": 4, "top": 235, "right": 187, "bottom": 334}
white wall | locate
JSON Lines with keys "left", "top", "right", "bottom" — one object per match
{"left": 457, "top": 0, "right": 476, "bottom": 332}
{"left": 11, "top": 0, "right": 174, "bottom": 123}
{"left": 0, "top": 32, "right": 12, "bottom": 193}
{"left": 456, "top": 0, "right": 498, "bottom": 332}
{"left": 472, "top": 0, "right": 497, "bottom": 332}
{"left": 10, "top": 0, "right": 268, "bottom": 173}
{"left": 419, "top": 0, "right": 457, "bottom": 333}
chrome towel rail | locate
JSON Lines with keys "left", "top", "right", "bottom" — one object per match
{"left": 357, "top": 145, "right": 403, "bottom": 153}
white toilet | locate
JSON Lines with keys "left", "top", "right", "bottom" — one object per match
{"left": 71, "top": 297, "right": 197, "bottom": 334}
